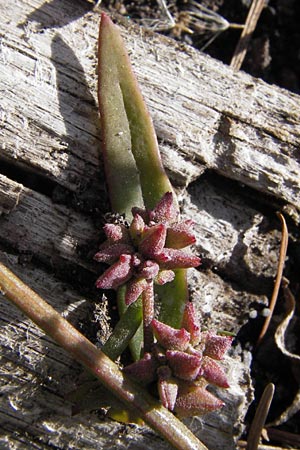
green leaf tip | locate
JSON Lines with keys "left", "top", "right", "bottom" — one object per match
{"left": 98, "top": 12, "right": 175, "bottom": 217}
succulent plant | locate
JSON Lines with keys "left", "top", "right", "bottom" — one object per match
{"left": 95, "top": 192, "right": 200, "bottom": 352}
{"left": 95, "top": 192, "right": 200, "bottom": 305}
{"left": 124, "top": 303, "right": 232, "bottom": 417}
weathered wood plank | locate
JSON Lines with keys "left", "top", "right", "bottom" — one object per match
{"left": 0, "top": 0, "right": 299, "bottom": 209}
{"left": 1, "top": 0, "right": 299, "bottom": 448}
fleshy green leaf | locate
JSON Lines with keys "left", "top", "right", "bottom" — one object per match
{"left": 98, "top": 13, "right": 175, "bottom": 216}
{"left": 98, "top": 13, "right": 189, "bottom": 356}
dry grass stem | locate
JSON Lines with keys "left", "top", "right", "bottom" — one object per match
{"left": 230, "top": 0, "right": 266, "bottom": 70}
{"left": 266, "top": 428, "right": 300, "bottom": 448}
{"left": 246, "top": 383, "right": 275, "bottom": 450}
{"left": 257, "top": 213, "right": 288, "bottom": 346}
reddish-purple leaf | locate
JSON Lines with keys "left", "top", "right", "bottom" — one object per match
{"left": 166, "top": 220, "right": 196, "bottom": 249}
{"left": 96, "top": 254, "right": 133, "bottom": 289}
{"left": 137, "top": 260, "right": 160, "bottom": 279}
{"left": 129, "top": 213, "right": 146, "bottom": 244}
{"left": 103, "top": 223, "right": 126, "bottom": 242}
{"left": 175, "top": 385, "right": 224, "bottom": 417}
{"left": 166, "top": 350, "right": 202, "bottom": 381}
{"left": 181, "top": 302, "right": 201, "bottom": 347}
{"left": 139, "top": 224, "right": 167, "bottom": 258}
{"left": 204, "top": 333, "right": 233, "bottom": 360}
{"left": 155, "top": 248, "right": 201, "bottom": 269}
{"left": 124, "top": 353, "right": 158, "bottom": 385}
{"left": 125, "top": 277, "right": 148, "bottom": 306}
{"left": 152, "top": 319, "right": 190, "bottom": 351}
{"left": 157, "top": 366, "right": 178, "bottom": 411}
{"left": 198, "top": 356, "right": 230, "bottom": 388}
{"left": 149, "top": 192, "right": 178, "bottom": 224}
{"left": 94, "top": 243, "right": 134, "bottom": 264}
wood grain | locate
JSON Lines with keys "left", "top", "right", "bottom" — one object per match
{"left": 1, "top": 0, "right": 299, "bottom": 448}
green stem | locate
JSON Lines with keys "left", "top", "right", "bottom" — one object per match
{"left": 0, "top": 262, "right": 207, "bottom": 450}
{"left": 102, "top": 296, "right": 142, "bottom": 361}
{"left": 157, "top": 269, "right": 189, "bottom": 328}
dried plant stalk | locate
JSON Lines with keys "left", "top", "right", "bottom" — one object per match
{"left": 230, "top": 0, "right": 266, "bottom": 70}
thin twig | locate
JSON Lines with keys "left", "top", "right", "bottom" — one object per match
{"left": 230, "top": 0, "right": 266, "bottom": 70}
{"left": 246, "top": 383, "right": 275, "bottom": 450}
{"left": 0, "top": 262, "right": 208, "bottom": 450}
{"left": 257, "top": 213, "right": 288, "bottom": 346}
{"left": 238, "top": 441, "right": 298, "bottom": 450}
{"left": 266, "top": 428, "right": 300, "bottom": 448}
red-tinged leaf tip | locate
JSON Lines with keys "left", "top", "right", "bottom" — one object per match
{"left": 149, "top": 192, "right": 178, "bottom": 224}
{"left": 124, "top": 353, "right": 158, "bottom": 385}
{"left": 139, "top": 224, "right": 167, "bottom": 258}
{"left": 152, "top": 319, "right": 190, "bottom": 351}
{"left": 125, "top": 277, "right": 148, "bottom": 306}
{"left": 166, "top": 220, "right": 196, "bottom": 249}
{"left": 96, "top": 254, "right": 133, "bottom": 289}
{"left": 157, "top": 367, "right": 178, "bottom": 411}
{"left": 155, "top": 248, "right": 201, "bottom": 269}
{"left": 94, "top": 243, "right": 134, "bottom": 264}
{"left": 166, "top": 350, "right": 202, "bottom": 381}
{"left": 198, "top": 356, "right": 230, "bottom": 388}
{"left": 137, "top": 260, "right": 160, "bottom": 279}
{"left": 181, "top": 303, "right": 201, "bottom": 347}
{"left": 175, "top": 385, "right": 225, "bottom": 417}
{"left": 103, "top": 223, "right": 124, "bottom": 241}
{"left": 129, "top": 213, "right": 145, "bottom": 244}
{"left": 204, "top": 333, "right": 233, "bottom": 360}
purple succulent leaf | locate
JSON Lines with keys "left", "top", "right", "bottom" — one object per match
{"left": 125, "top": 277, "right": 149, "bottom": 306}
{"left": 149, "top": 192, "right": 178, "bottom": 225}
{"left": 154, "top": 269, "right": 175, "bottom": 285}
{"left": 175, "top": 385, "right": 225, "bottom": 418}
{"left": 123, "top": 352, "right": 158, "bottom": 385}
{"left": 103, "top": 223, "right": 129, "bottom": 243}
{"left": 139, "top": 224, "right": 167, "bottom": 258}
{"left": 129, "top": 213, "right": 145, "bottom": 245}
{"left": 137, "top": 260, "right": 160, "bottom": 279}
{"left": 94, "top": 243, "right": 134, "bottom": 264}
{"left": 166, "top": 350, "right": 202, "bottom": 381}
{"left": 166, "top": 220, "right": 196, "bottom": 249}
{"left": 203, "top": 333, "right": 233, "bottom": 360}
{"left": 181, "top": 303, "right": 201, "bottom": 347}
{"left": 154, "top": 248, "right": 201, "bottom": 269}
{"left": 157, "top": 366, "right": 178, "bottom": 411}
{"left": 198, "top": 356, "right": 230, "bottom": 388}
{"left": 152, "top": 319, "right": 190, "bottom": 351}
{"left": 95, "top": 254, "right": 133, "bottom": 290}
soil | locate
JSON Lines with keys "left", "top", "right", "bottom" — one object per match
{"left": 102, "top": 0, "right": 300, "bottom": 94}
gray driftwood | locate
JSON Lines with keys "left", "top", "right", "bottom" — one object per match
{"left": 1, "top": 0, "right": 299, "bottom": 449}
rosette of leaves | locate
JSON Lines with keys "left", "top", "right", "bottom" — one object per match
{"left": 124, "top": 303, "right": 232, "bottom": 417}
{"left": 95, "top": 192, "right": 200, "bottom": 352}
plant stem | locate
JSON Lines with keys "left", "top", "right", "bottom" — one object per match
{"left": 0, "top": 262, "right": 208, "bottom": 450}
